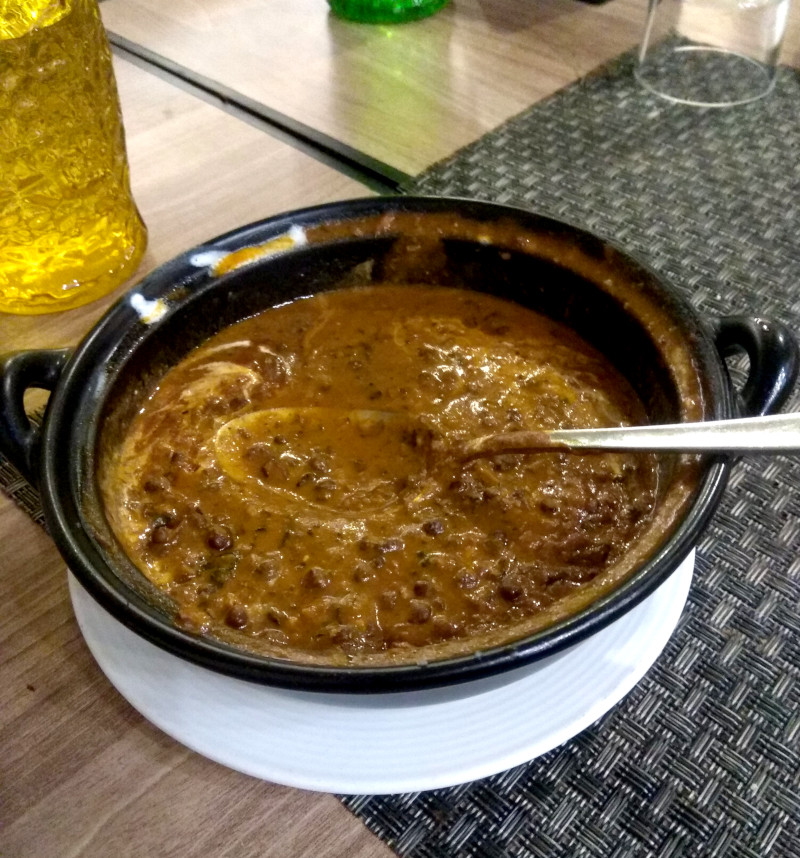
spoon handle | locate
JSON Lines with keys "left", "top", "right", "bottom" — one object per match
{"left": 464, "top": 412, "right": 800, "bottom": 457}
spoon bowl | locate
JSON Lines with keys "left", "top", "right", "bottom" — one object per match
{"left": 213, "top": 406, "right": 428, "bottom": 514}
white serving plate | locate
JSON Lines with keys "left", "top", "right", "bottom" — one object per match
{"left": 69, "top": 550, "right": 692, "bottom": 795}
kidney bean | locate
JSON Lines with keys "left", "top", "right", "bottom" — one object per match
{"left": 498, "top": 573, "right": 524, "bottom": 602}
{"left": 261, "top": 454, "right": 289, "bottom": 482}
{"left": 145, "top": 507, "right": 182, "bottom": 530}
{"left": 413, "top": 579, "right": 434, "bottom": 597}
{"left": 225, "top": 603, "right": 249, "bottom": 629}
{"left": 149, "top": 525, "right": 172, "bottom": 546}
{"left": 303, "top": 567, "right": 330, "bottom": 589}
{"left": 207, "top": 529, "right": 233, "bottom": 551}
{"left": 253, "top": 556, "right": 280, "bottom": 580}
{"left": 244, "top": 441, "right": 271, "bottom": 459}
{"left": 409, "top": 600, "right": 432, "bottom": 624}
{"left": 557, "top": 534, "right": 611, "bottom": 567}
{"left": 433, "top": 617, "right": 460, "bottom": 639}
{"left": 143, "top": 476, "right": 170, "bottom": 493}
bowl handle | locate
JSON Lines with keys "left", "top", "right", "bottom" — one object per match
{"left": 712, "top": 317, "right": 799, "bottom": 417}
{"left": 0, "top": 349, "right": 71, "bottom": 487}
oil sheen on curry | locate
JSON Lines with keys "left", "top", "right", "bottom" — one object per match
{"left": 100, "top": 285, "right": 660, "bottom": 666}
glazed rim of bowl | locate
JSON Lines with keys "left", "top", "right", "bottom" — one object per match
{"left": 41, "top": 197, "right": 732, "bottom": 691}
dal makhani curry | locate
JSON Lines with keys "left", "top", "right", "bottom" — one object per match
{"left": 99, "top": 285, "right": 660, "bottom": 665}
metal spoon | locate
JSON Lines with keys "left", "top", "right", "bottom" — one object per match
{"left": 216, "top": 408, "right": 800, "bottom": 472}
{"left": 459, "top": 412, "right": 800, "bottom": 458}
{"left": 213, "top": 408, "right": 799, "bottom": 514}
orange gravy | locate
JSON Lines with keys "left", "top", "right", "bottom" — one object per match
{"left": 100, "top": 286, "right": 658, "bottom": 664}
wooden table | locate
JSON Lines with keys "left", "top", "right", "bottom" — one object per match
{"left": 99, "top": 0, "right": 646, "bottom": 178}
{"left": 99, "top": 0, "right": 800, "bottom": 177}
{"left": 2, "top": 3, "right": 800, "bottom": 856}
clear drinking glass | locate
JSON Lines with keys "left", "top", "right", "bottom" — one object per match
{"left": 0, "top": 0, "right": 147, "bottom": 314}
{"left": 635, "top": 0, "right": 790, "bottom": 107}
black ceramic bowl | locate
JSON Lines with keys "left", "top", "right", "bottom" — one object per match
{"left": 1, "top": 197, "right": 797, "bottom": 692}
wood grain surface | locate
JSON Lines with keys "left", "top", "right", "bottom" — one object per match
{"left": 99, "top": 0, "right": 646, "bottom": 175}
{"left": 100, "top": 0, "right": 800, "bottom": 176}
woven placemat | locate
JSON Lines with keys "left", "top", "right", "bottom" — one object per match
{"left": 1, "top": 413, "right": 45, "bottom": 526}
{"left": 339, "top": 55, "right": 800, "bottom": 856}
{"left": 3, "top": 51, "right": 799, "bottom": 858}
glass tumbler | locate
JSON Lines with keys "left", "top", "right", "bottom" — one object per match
{"left": 328, "top": 0, "right": 450, "bottom": 23}
{"left": 0, "top": 0, "right": 147, "bottom": 315}
{"left": 635, "top": 0, "right": 790, "bottom": 107}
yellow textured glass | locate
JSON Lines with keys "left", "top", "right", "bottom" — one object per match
{"left": 0, "top": 0, "right": 147, "bottom": 314}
